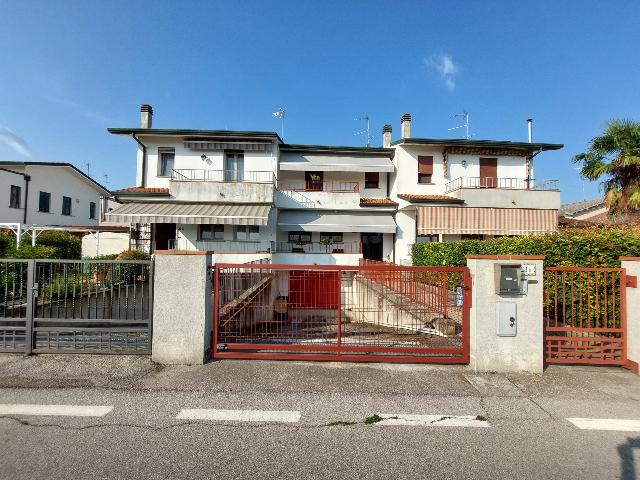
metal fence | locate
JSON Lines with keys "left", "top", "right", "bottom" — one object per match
{"left": 0, "top": 259, "right": 153, "bottom": 354}
{"left": 172, "top": 169, "right": 274, "bottom": 183}
{"left": 544, "top": 267, "right": 628, "bottom": 365}
{"left": 213, "top": 262, "right": 470, "bottom": 363}
{"left": 445, "top": 177, "right": 559, "bottom": 193}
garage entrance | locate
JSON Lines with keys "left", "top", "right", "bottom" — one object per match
{"left": 213, "top": 261, "right": 471, "bottom": 363}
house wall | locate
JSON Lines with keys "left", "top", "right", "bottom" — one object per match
{"left": 0, "top": 165, "right": 104, "bottom": 227}
{"left": 81, "top": 232, "right": 130, "bottom": 258}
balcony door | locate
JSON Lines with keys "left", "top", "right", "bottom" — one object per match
{"left": 305, "top": 171, "right": 323, "bottom": 191}
{"left": 225, "top": 152, "right": 244, "bottom": 182}
{"left": 479, "top": 158, "right": 497, "bottom": 188}
{"left": 361, "top": 233, "right": 383, "bottom": 261}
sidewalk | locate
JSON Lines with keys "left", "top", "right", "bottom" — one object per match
{"left": 0, "top": 353, "right": 638, "bottom": 402}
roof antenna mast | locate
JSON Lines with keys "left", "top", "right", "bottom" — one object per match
{"left": 448, "top": 111, "right": 472, "bottom": 139}
{"left": 272, "top": 107, "right": 285, "bottom": 140}
{"left": 354, "top": 114, "right": 371, "bottom": 147}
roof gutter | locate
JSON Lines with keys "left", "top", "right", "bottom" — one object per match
{"left": 131, "top": 133, "right": 147, "bottom": 187}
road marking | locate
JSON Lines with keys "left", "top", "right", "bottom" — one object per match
{"left": 567, "top": 418, "right": 640, "bottom": 432}
{"left": 376, "top": 414, "right": 490, "bottom": 428}
{"left": 176, "top": 409, "right": 301, "bottom": 423}
{"left": 0, "top": 404, "right": 113, "bottom": 417}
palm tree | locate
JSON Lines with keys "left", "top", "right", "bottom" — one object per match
{"left": 572, "top": 120, "right": 640, "bottom": 215}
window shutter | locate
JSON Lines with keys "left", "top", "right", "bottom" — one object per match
{"left": 418, "top": 156, "right": 433, "bottom": 175}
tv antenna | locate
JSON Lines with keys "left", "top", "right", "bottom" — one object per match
{"left": 354, "top": 115, "right": 371, "bottom": 147}
{"left": 272, "top": 107, "right": 285, "bottom": 140}
{"left": 84, "top": 162, "right": 91, "bottom": 177}
{"left": 448, "top": 111, "right": 472, "bottom": 139}
{"left": 103, "top": 174, "right": 110, "bottom": 186}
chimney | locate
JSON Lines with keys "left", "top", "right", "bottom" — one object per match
{"left": 140, "top": 104, "right": 153, "bottom": 128}
{"left": 401, "top": 113, "right": 411, "bottom": 139}
{"left": 527, "top": 118, "right": 533, "bottom": 143}
{"left": 382, "top": 124, "right": 392, "bottom": 148}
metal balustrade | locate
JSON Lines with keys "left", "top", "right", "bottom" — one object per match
{"left": 272, "top": 241, "right": 362, "bottom": 254}
{"left": 444, "top": 177, "right": 559, "bottom": 193}
{"left": 277, "top": 181, "right": 360, "bottom": 193}
{"left": 172, "top": 169, "right": 275, "bottom": 184}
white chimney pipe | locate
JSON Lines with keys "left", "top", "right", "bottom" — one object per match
{"left": 527, "top": 118, "right": 533, "bottom": 143}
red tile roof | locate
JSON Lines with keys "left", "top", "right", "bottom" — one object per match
{"left": 397, "top": 194, "right": 462, "bottom": 202}
{"left": 114, "top": 187, "right": 169, "bottom": 194}
{"left": 359, "top": 197, "right": 398, "bottom": 206}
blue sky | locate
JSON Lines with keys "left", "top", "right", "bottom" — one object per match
{"left": 1, "top": 1, "right": 638, "bottom": 202}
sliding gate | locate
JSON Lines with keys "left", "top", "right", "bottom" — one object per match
{"left": 544, "top": 267, "right": 634, "bottom": 366}
{"left": 213, "top": 263, "right": 471, "bottom": 363}
{"left": 0, "top": 259, "right": 153, "bottom": 354}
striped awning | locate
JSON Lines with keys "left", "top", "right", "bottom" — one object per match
{"left": 278, "top": 211, "right": 396, "bottom": 233}
{"left": 417, "top": 206, "right": 558, "bottom": 235}
{"left": 106, "top": 202, "right": 271, "bottom": 225}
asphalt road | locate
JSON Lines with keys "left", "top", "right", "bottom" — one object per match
{"left": 0, "top": 355, "right": 638, "bottom": 479}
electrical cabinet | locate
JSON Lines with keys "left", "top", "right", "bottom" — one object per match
{"left": 496, "top": 302, "right": 517, "bottom": 336}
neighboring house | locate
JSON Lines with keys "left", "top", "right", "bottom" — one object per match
{"left": 106, "top": 105, "right": 563, "bottom": 264}
{"left": 559, "top": 198, "right": 607, "bottom": 222}
{"left": 0, "top": 161, "right": 110, "bottom": 227}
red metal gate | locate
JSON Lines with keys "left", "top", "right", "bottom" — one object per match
{"left": 544, "top": 267, "right": 635, "bottom": 366}
{"left": 213, "top": 262, "right": 471, "bottom": 363}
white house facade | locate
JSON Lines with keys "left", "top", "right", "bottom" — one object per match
{"left": 106, "top": 105, "right": 562, "bottom": 265}
{"left": 0, "top": 162, "right": 110, "bottom": 228}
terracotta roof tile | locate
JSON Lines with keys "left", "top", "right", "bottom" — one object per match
{"left": 397, "top": 194, "right": 463, "bottom": 203}
{"left": 359, "top": 197, "right": 398, "bottom": 206}
{"left": 115, "top": 187, "right": 170, "bottom": 194}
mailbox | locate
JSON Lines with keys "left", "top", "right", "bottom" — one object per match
{"left": 495, "top": 264, "right": 521, "bottom": 295}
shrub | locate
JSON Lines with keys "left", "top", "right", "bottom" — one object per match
{"left": 412, "top": 226, "right": 640, "bottom": 267}
{"left": 0, "top": 230, "right": 15, "bottom": 257}
{"left": 86, "top": 253, "right": 119, "bottom": 260}
{"left": 29, "top": 231, "right": 81, "bottom": 259}
{"left": 116, "top": 249, "right": 151, "bottom": 261}
{"left": 10, "top": 244, "right": 58, "bottom": 259}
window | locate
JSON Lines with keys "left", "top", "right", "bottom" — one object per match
{"left": 288, "top": 232, "right": 311, "bottom": 243}
{"left": 364, "top": 172, "right": 379, "bottom": 189}
{"left": 199, "top": 224, "right": 224, "bottom": 241}
{"left": 417, "top": 234, "right": 439, "bottom": 243}
{"left": 304, "top": 171, "right": 323, "bottom": 191}
{"left": 319, "top": 232, "right": 343, "bottom": 243}
{"left": 159, "top": 148, "right": 175, "bottom": 177}
{"left": 38, "top": 191, "right": 51, "bottom": 213}
{"left": 224, "top": 152, "right": 244, "bottom": 181}
{"left": 9, "top": 185, "right": 21, "bottom": 209}
{"left": 418, "top": 156, "right": 433, "bottom": 184}
{"left": 235, "top": 225, "right": 260, "bottom": 241}
{"left": 461, "top": 234, "right": 484, "bottom": 240}
{"left": 62, "top": 196, "right": 72, "bottom": 216}
{"left": 89, "top": 202, "right": 96, "bottom": 219}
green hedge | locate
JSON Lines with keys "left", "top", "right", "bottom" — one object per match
{"left": 0, "top": 229, "right": 81, "bottom": 259}
{"left": 412, "top": 227, "right": 640, "bottom": 267}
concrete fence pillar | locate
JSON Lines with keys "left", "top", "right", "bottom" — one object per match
{"left": 466, "top": 255, "right": 545, "bottom": 373}
{"left": 620, "top": 257, "right": 640, "bottom": 373}
{"left": 152, "top": 251, "right": 212, "bottom": 365}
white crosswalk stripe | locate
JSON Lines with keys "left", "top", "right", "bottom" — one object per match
{"left": 0, "top": 404, "right": 113, "bottom": 417}
{"left": 376, "top": 414, "right": 491, "bottom": 427}
{"left": 567, "top": 418, "right": 640, "bottom": 432}
{"left": 176, "top": 408, "right": 301, "bottom": 423}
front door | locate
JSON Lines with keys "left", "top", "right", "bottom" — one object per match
{"left": 479, "top": 157, "right": 497, "bottom": 188}
{"left": 153, "top": 223, "right": 176, "bottom": 251}
{"left": 361, "top": 233, "right": 383, "bottom": 261}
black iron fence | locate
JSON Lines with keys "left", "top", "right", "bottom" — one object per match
{"left": 0, "top": 259, "right": 153, "bottom": 354}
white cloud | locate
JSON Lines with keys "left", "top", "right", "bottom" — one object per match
{"left": 424, "top": 53, "right": 459, "bottom": 91}
{"left": 0, "top": 127, "right": 31, "bottom": 157}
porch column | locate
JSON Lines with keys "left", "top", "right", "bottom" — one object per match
{"left": 152, "top": 251, "right": 212, "bottom": 364}
{"left": 620, "top": 257, "right": 640, "bottom": 373}
{"left": 466, "top": 255, "right": 545, "bottom": 373}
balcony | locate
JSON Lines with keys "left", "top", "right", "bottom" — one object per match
{"left": 170, "top": 169, "right": 275, "bottom": 203}
{"left": 275, "top": 181, "right": 360, "bottom": 209}
{"left": 272, "top": 241, "right": 362, "bottom": 254}
{"left": 169, "top": 239, "right": 272, "bottom": 253}
{"left": 445, "top": 177, "right": 559, "bottom": 193}
{"left": 444, "top": 177, "right": 561, "bottom": 210}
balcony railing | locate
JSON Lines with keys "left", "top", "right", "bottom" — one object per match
{"left": 444, "top": 177, "right": 559, "bottom": 193}
{"left": 172, "top": 169, "right": 275, "bottom": 184}
{"left": 168, "top": 239, "right": 272, "bottom": 253}
{"left": 272, "top": 241, "right": 362, "bottom": 254}
{"left": 277, "top": 181, "right": 360, "bottom": 193}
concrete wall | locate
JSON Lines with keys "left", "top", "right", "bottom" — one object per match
{"left": 621, "top": 257, "right": 640, "bottom": 373}
{"left": 467, "top": 256, "right": 544, "bottom": 373}
{"left": 81, "top": 232, "right": 130, "bottom": 258}
{"left": 171, "top": 181, "right": 274, "bottom": 203}
{"left": 152, "top": 252, "right": 212, "bottom": 365}
{"left": 450, "top": 188, "right": 560, "bottom": 210}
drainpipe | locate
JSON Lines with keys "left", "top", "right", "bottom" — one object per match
{"left": 23, "top": 175, "right": 30, "bottom": 224}
{"left": 132, "top": 133, "right": 147, "bottom": 187}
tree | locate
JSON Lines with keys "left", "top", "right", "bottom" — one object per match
{"left": 572, "top": 119, "right": 640, "bottom": 215}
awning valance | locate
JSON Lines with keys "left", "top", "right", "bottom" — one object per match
{"left": 279, "top": 153, "right": 394, "bottom": 172}
{"left": 417, "top": 206, "right": 558, "bottom": 235}
{"left": 278, "top": 211, "right": 396, "bottom": 233}
{"left": 106, "top": 202, "right": 271, "bottom": 225}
